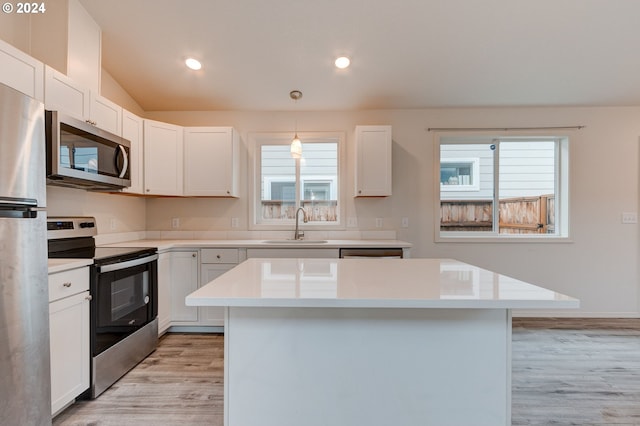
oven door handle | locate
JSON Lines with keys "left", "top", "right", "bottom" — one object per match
{"left": 98, "top": 254, "right": 158, "bottom": 273}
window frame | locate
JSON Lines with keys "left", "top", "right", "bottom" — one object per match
{"left": 434, "top": 132, "right": 571, "bottom": 242}
{"left": 249, "top": 131, "right": 346, "bottom": 230}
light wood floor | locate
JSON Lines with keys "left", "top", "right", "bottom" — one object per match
{"left": 54, "top": 319, "right": 640, "bottom": 425}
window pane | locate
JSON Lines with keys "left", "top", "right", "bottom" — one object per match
{"left": 261, "top": 145, "right": 296, "bottom": 220}
{"left": 440, "top": 143, "right": 494, "bottom": 232}
{"left": 300, "top": 142, "right": 338, "bottom": 222}
{"left": 498, "top": 141, "right": 556, "bottom": 234}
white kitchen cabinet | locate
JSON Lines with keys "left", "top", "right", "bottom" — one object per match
{"left": 183, "top": 127, "right": 240, "bottom": 197}
{"left": 199, "top": 248, "right": 242, "bottom": 325}
{"left": 88, "top": 91, "right": 122, "bottom": 135}
{"left": 0, "top": 38, "right": 44, "bottom": 101}
{"left": 44, "top": 66, "right": 122, "bottom": 134}
{"left": 170, "top": 250, "right": 199, "bottom": 324}
{"left": 157, "top": 251, "right": 172, "bottom": 335}
{"left": 121, "top": 110, "right": 145, "bottom": 194}
{"left": 354, "top": 125, "right": 392, "bottom": 197}
{"left": 44, "top": 65, "right": 90, "bottom": 121}
{"left": 144, "top": 119, "right": 184, "bottom": 196}
{"left": 48, "top": 266, "right": 90, "bottom": 416}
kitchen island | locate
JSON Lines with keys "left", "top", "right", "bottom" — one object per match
{"left": 186, "top": 258, "right": 578, "bottom": 426}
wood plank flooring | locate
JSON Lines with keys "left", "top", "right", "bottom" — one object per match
{"left": 53, "top": 333, "right": 224, "bottom": 426}
{"left": 54, "top": 319, "right": 640, "bottom": 425}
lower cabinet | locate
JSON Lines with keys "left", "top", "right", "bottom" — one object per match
{"left": 169, "top": 250, "right": 200, "bottom": 325}
{"left": 162, "top": 248, "right": 242, "bottom": 329}
{"left": 48, "top": 267, "right": 90, "bottom": 416}
{"left": 199, "top": 264, "right": 230, "bottom": 325}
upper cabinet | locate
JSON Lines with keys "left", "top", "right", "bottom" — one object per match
{"left": 121, "top": 110, "right": 144, "bottom": 194}
{"left": 184, "top": 127, "right": 240, "bottom": 197}
{"left": 354, "top": 125, "right": 392, "bottom": 197}
{"left": 44, "top": 65, "right": 90, "bottom": 119}
{"left": 89, "top": 91, "right": 122, "bottom": 135}
{"left": 44, "top": 66, "right": 122, "bottom": 135}
{"left": 144, "top": 119, "right": 184, "bottom": 196}
{"left": 0, "top": 39, "right": 44, "bottom": 101}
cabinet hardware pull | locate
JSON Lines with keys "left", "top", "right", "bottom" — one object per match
{"left": 217, "top": 255, "right": 221, "bottom": 259}
{"left": 63, "top": 282, "right": 72, "bottom": 287}
{"left": 192, "top": 253, "right": 197, "bottom": 257}
{"left": 85, "top": 295, "right": 93, "bottom": 301}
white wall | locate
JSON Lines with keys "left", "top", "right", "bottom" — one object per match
{"left": 145, "top": 107, "right": 640, "bottom": 317}
{"left": 47, "top": 186, "right": 146, "bottom": 235}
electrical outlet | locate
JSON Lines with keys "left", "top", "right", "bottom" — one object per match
{"left": 622, "top": 212, "right": 638, "bottom": 224}
{"left": 401, "top": 217, "right": 409, "bottom": 228}
{"left": 231, "top": 217, "right": 240, "bottom": 228}
{"left": 375, "top": 218, "right": 383, "bottom": 228}
{"left": 171, "top": 218, "right": 180, "bottom": 229}
{"left": 347, "top": 217, "right": 357, "bottom": 227}
{"left": 109, "top": 218, "right": 116, "bottom": 231}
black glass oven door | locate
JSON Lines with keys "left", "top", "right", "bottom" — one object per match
{"left": 94, "top": 263, "right": 152, "bottom": 355}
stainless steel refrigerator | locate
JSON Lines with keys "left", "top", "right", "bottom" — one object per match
{"left": 0, "top": 82, "right": 51, "bottom": 424}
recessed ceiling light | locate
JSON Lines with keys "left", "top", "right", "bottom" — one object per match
{"left": 185, "top": 58, "right": 202, "bottom": 70}
{"left": 334, "top": 56, "right": 351, "bottom": 69}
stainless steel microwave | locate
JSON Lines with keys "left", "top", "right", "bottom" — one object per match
{"left": 45, "top": 110, "right": 131, "bottom": 190}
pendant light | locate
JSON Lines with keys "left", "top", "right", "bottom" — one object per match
{"left": 289, "top": 90, "right": 302, "bottom": 159}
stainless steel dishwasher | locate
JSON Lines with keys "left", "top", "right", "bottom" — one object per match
{"left": 339, "top": 248, "right": 403, "bottom": 259}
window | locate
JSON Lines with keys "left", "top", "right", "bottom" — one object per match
{"left": 436, "top": 134, "right": 569, "bottom": 239}
{"left": 251, "top": 132, "right": 344, "bottom": 228}
{"left": 440, "top": 158, "right": 480, "bottom": 191}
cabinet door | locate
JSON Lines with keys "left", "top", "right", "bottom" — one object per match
{"left": 184, "top": 127, "right": 239, "bottom": 197}
{"left": 89, "top": 91, "right": 122, "bottom": 135}
{"left": 49, "top": 291, "right": 90, "bottom": 415}
{"left": 200, "top": 264, "right": 234, "bottom": 325}
{"left": 355, "top": 125, "right": 392, "bottom": 197}
{"left": 170, "top": 251, "right": 199, "bottom": 323}
{"left": 44, "top": 66, "right": 90, "bottom": 120}
{"left": 157, "top": 252, "right": 172, "bottom": 335}
{"left": 0, "top": 38, "right": 44, "bottom": 101}
{"left": 121, "top": 110, "right": 144, "bottom": 194}
{"left": 144, "top": 119, "right": 184, "bottom": 196}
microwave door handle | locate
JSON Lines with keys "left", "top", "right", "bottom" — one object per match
{"left": 116, "top": 144, "right": 129, "bottom": 178}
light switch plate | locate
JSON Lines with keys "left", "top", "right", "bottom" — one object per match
{"left": 347, "top": 217, "right": 357, "bottom": 227}
{"left": 622, "top": 212, "right": 638, "bottom": 224}
{"left": 401, "top": 217, "right": 409, "bottom": 228}
{"left": 231, "top": 217, "right": 240, "bottom": 228}
{"left": 171, "top": 217, "right": 180, "bottom": 228}
{"left": 375, "top": 218, "right": 383, "bottom": 228}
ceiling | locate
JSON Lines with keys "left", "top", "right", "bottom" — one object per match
{"left": 80, "top": 0, "right": 640, "bottom": 112}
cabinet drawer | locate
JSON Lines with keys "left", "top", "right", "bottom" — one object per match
{"left": 201, "top": 248, "right": 239, "bottom": 264}
{"left": 49, "top": 267, "right": 90, "bottom": 302}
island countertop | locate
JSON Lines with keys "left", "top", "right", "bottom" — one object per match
{"left": 186, "top": 258, "right": 579, "bottom": 310}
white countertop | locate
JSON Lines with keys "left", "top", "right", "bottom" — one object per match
{"left": 100, "top": 239, "right": 411, "bottom": 251}
{"left": 186, "top": 258, "right": 579, "bottom": 310}
{"left": 47, "top": 258, "right": 93, "bottom": 274}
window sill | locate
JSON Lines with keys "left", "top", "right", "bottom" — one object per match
{"left": 435, "top": 235, "right": 572, "bottom": 244}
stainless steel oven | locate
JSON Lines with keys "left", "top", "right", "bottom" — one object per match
{"left": 47, "top": 217, "right": 158, "bottom": 398}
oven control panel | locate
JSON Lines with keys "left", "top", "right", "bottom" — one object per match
{"left": 47, "top": 217, "right": 97, "bottom": 240}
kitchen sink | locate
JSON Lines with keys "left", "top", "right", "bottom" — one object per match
{"left": 262, "top": 240, "right": 328, "bottom": 244}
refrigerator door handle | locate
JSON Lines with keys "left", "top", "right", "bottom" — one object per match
{"left": 0, "top": 197, "right": 38, "bottom": 208}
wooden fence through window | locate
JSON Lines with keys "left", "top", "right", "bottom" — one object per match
{"left": 440, "top": 195, "right": 554, "bottom": 234}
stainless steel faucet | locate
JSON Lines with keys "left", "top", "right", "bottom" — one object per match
{"left": 294, "top": 207, "right": 308, "bottom": 240}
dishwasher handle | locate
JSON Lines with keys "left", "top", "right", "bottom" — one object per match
{"left": 339, "top": 248, "right": 403, "bottom": 259}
